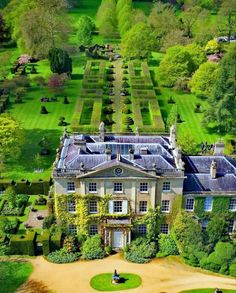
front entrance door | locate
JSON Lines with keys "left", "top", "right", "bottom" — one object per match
{"left": 112, "top": 229, "right": 124, "bottom": 248}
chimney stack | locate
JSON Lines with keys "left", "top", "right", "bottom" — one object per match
{"left": 105, "top": 147, "right": 112, "bottom": 161}
{"left": 99, "top": 121, "right": 105, "bottom": 142}
{"left": 169, "top": 124, "right": 177, "bottom": 149}
{"left": 210, "top": 160, "right": 217, "bottom": 179}
{"left": 129, "top": 148, "right": 134, "bottom": 161}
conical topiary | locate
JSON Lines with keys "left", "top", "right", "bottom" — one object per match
{"left": 123, "top": 116, "right": 134, "bottom": 125}
{"left": 123, "top": 97, "right": 131, "bottom": 104}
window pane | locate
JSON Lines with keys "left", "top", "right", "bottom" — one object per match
{"left": 89, "top": 201, "right": 98, "bottom": 213}
{"left": 229, "top": 198, "right": 236, "bottom": 211}
{"left": 137, "top": 224, "right": 147, "bottom": 235}
{"left": 228, "top": 219, "right": 235, "bottom": 233}
{"left": 113, "top": 201, "right": 123, "bottom": 213}
{"left": 114, "top": 182, "right": 123, "bottom": 192}
{"left": 89, "top": 224, "right": 98, "bottom": 236}
{"left": 204, "top": 197, "right": 213, "bottom": 211}
{"left": 68, "top": 224, "right": 77, "bottom": 235}
{"left": 140, "top": 183, "right": 148, "bottom": 192}
{"left": 67, "top": 182, "right": 75, "bottom": 191}
{"left": 186, "top": 198, "right": 194, "bottom": 211}
{"left": 68, "top": 200, "right": 76, "bottom": 212}
{"left": 89, "top": 183, "right": 97, "bottom": 193}
{"left": 163, "top": 182, "right": 171, "bottom": 191}
{"left": 139, "top": 201, "right": 147, "bottom": 212}
{"left": 160, "top": 224, "right": 169, "bottom": 234}
{"left": 161, "top": 200, "right": 170, "bottom": 212}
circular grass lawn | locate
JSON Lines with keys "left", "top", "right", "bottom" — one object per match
{"left": 90, "top": 273, "right": 142, "bottom": 291}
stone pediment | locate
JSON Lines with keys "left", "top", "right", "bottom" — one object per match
{"left": 76, "top": 161, "right": 158, "bottom": 179}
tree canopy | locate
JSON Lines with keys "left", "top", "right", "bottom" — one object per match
{"left": 77, "top": 15, "right": 95, "bottom": 46}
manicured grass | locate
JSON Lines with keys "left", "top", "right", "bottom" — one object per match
{"left": 180, "top": 289, "right": 236, "bottom": 293}
{"left": 140, "top": 101, "right": 152, "bottom": 125}
{"left": 80, "top": 100, "right": 94, "bottom": 125}
{"left": 0, "top": 261, "right": 33, "bottom": 293}
{"left": 90, "top": 273, "right": 142, "bottom": 291}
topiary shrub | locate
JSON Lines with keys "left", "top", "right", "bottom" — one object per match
{"left": 123, "top": 116, "right": 134, "bottom": 125}
{"left": 40, "top": 106, "right": 48, "bottom": 114}
{"left": 124, "top": 97, "right": 131, "bottom": 104}
{"left": 47, "top": 247, "right": 80, "bottom": 264}
{"left": 105, "top": 245, "right": 112, "bottom": 255}
{"left": 34, "top": 195, "right": 47, "bottom": 205}
{"left": 229, "top": 261, "right": 236, "bottom": 277}
{"left": 122, "top": 81, "right": 129, "bottom": 88}
{"left": 157, "top": 234, "right": 179, "bottom": 258}
{"left": 167, "top": 96, "right": 175, "bottom": 104}
{"left": 63, "top": 96, "right": 69, "bottom": 104}
{"left": 123, "top": 69, "right": 128, "bottom": 74}
{"left": 122, "top": 106, "right": 131, "bottom": 114}
{"left": 81, "top": 235, "right": 105, "bottom": 260}
{"left": 103, "top": 106, "right": 113, "bottom": 114}
{"left": 125, "top": 237, "right": 157, "bottom": 264}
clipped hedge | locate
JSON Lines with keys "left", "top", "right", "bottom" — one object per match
{"left": 41, "top": 229, "right": 50, "bottom": 256}
{"left": 50, "top": 232, "right": 62, "bottom": 252}
{"left": 0, "top": 180, "right": 49, "bottom": 195}
{"left": 10, "top": 231, "right": 36, "bottom": 256}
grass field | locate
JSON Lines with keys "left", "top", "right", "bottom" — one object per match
{"left": 0, "top": 261, "right": 33, "bottom": 293}
{"left": 90, "top": 273, "right": 142, "bottom": 291}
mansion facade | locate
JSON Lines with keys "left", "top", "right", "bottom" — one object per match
{"left": 52, "top": 124, "right": 236, "bottom": 249}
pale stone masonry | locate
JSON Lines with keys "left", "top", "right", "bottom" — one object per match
{"left": 53, "top": 126, "right": 236, "bottom": 248}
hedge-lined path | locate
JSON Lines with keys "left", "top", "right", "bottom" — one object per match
{"left": 112, "top": 59, "right": 123, "bottom": 133}
{"left": 28, "top": 254, "right": 236, "bottom": 293}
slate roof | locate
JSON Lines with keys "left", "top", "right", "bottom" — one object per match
{"left": 184, "top": 174, "right": 236, "bottom": 193}
{"left": 56, "top": 134, "right": 236, "bottom": 192}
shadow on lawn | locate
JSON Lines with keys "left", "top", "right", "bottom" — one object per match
{"left": 5, "top": 128, "right": 61, "bottom": 179}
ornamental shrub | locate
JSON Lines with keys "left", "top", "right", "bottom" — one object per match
{"left": 63, "top": 235, "right": 78, "bottom": 253}
{"left": 157, "top": 234, "right": 179, "bottom": 257}
{"left": 229, "top": 261, "right": 236, "bottom": 277}
{"left": 125, "top": 237, "right": 157, "bottom": 264}
{"left": 43, "top": 215, "right": 55, "bottom": 229}
{"left": 40, "top": 106, "right": 48, "bottom": 114}
{"left": 47, "top": 247, "right": 80, "bottom": 264}
{"left": 105, "top": 245, "right": 112, "bottom": 255}
{"left": 81, "top": 235, "right": 105, "bottom": 260}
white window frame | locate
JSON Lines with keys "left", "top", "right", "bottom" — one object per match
{"left": 88, "top": 182, "right": 97, "bottom": 193}
{"left": 229, "top": 198, "right": 236, "bottom": 211}
{"left": 139, "top": 201, "right": 147, "bottom": 213}
{"left": 140, "top": 182, "right": 148, "bottom": 193}
{"left": 204, "top": 197, "right": 213, "bottom": 212}
{"left": 137, "top": 224, "right": 147, "bottom": 235}
{"left": 160, "top": 223, "right": 169, "bottom": 234}
{"left": 186, "top": 198, "right": 194, "bottom": 211}
{"left": 161, "top": 200, "right": 170, "bottom": 213}
{"left": 68, "top": 200, "right": 76, "bottom": 213}
{"left": 68, "top": 224, "right": 77, "bottom": 235}
{"left": 228, "top": 219, "right": 235, "bottom": 234}
{"left": 162, "top": 182, "right": 171, "bottom": 192}
{"left": 89, "top": 224, "right": 98, "bottom": 236}
{"left": 67, "top": 182, "right": 75, "bottom": 193}
{"left": 113, "top": 200, "right": 123, "bottom": 213}
{"left": 114, "top": 182, "right": 123, "bottom": 193}
{"left": 89, "top": 200, "right": 98, "bottom": 214}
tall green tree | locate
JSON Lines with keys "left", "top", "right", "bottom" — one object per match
{"left": 77, "top": 15, "right": 95, "bottom": 46}
{"left": 158, "top": 45, "right": 195, "bottom": 86}
{"left": 217, "top": 0, "right": 236, "bottom": 40}
{"left": 48, "top": 48, "right": 72, "bottom": 75}
{"left": 121, "top": 22, "right": 155, "bottom": 59}
{"left": 180, "top": 6, "right": 203, "bottom": 38}
{"left": 0, "top": 114, "right": 24, "bottom": 162}
{"left": 189, "top": 61, "right": 219, "bottom": 97}
{"left": 204, "top": 44, "right": 236, "bottom": 133}
{"left": 96, "top": 0, "right": 117, "bottom": 37}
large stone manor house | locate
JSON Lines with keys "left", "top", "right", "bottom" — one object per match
{"left": 53, "top": 124, "right": 236, "bottom": 249}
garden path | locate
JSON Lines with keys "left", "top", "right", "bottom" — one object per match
{"left": 27, "top": 209, "right": 48, "bottom": 228}
{"left": 112, "top": 60, "right": 123, "bottom": 133}
{"left": 28, "top": 254, "right": 236, "bottom": 293}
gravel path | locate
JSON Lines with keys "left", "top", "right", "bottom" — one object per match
{"left": 28, "top": 254, "right": 236, "bottom": 293}
{"left": 112, "top": 60, "right": 123, "bottom": 133}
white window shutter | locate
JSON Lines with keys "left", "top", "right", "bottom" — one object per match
{"left": 109, "top": 200, "right": 113, "bottom": 214}
{"left": 122, "top": 200, "right": 128, "bottom": 214}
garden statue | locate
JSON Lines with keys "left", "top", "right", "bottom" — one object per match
{"left": 112, "top": 269, "right": 120, "bottom": 284}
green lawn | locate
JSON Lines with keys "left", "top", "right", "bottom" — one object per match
{"left": 0, "top": 261, "right": 33, "bottom": 293}
{"left": 90, "top": 273, "right": 142, "bottom": 291}
{"left": 180, "top": 289, "right": 236, "bottom": 293}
